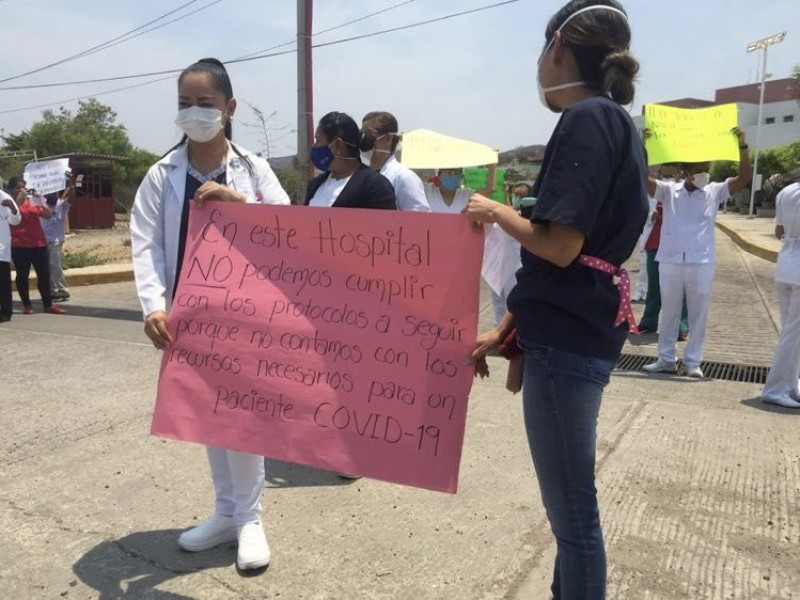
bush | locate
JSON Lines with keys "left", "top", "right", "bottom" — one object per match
{"left": 62, "top": 245, "right": 111, "bottom": 269}
{"left": 274, "top": 165, "right": 307, "bottom": 204}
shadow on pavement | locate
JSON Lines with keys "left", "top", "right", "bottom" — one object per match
{"left": 264, "top": 458, "right": 355, "bottom": 488}
{"left": 72, "top": 529, "right": 236, "bottom": 600}
{"left": 73, "top": 529, "right": 235, "bottom": 600}
{"left": 31, "top": 302, "right": 143, "bottom": 322}
{"left": 626, "top": 333, "right": 659, "bottom": 347}
{"left": 741, "top": 397, "right": 800, "bottom": 415}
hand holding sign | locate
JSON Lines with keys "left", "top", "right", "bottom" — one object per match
{"left": 23, "top": 158, "right": 71, "bottom": 195}
{"left": 644, "top": 103, "right": 740, "bottom": 165}
{"left": 152, "top": 203, "right": 484, "bottom": 493}
{"left": 194, "top": 181, "right": 246, "bottom": 207}
{"left": 145, "top": 310, "right": 173, "bottom": 350}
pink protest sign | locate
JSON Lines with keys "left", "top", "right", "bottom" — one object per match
{"left": 151, "top": 202, "right": 484, "bottom": 493}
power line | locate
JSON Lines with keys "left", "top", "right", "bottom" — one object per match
{"left": 232, "top": 0, "right": 420, "bottom": 61}
{"left": 0, "top": 0, "right": 218, "bottom": 84}
{"left": 0, "top": 75, "right": 177, "bottom": 116}
{"left": 0, "top": 47, "right": 298, "bottom": 93}
{"left": 0, "top": 0, "right": 518, "bottom": 114}
{"left": 307, "top": 1, "right": 518, "bottom": 52}
{"left": 0, "top": 0, "right": 420, "bottom": 90}
{"left": 74, "top": 0, "right": 225, "bottom": 63}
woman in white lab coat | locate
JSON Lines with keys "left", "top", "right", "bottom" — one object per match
{"left": 762, "top": 181, "right": 800, "bottom": 408}
{"left": 131, "top": 58, "right": 290, "bottom": 571}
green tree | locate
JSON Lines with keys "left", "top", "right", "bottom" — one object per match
{"left": 273, "top": 162, "right": 306, "bottom": 204}
{"left": 757, "top": 140, "right": 800, "bottom": 180}
{"left": 1, "top": 99, "right": 157, "bottom": 189}
{"left": 710, "top": 160, "right": 739, "bottom": 182}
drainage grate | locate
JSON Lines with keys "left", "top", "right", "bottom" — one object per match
{"left": 615, "top": 353, "right": 769, "bottom": 384}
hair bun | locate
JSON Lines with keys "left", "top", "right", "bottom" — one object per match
{"left": 601, "top": 50, "right": 638, "bottom": 105}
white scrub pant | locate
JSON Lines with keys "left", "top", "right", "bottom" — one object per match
{"left": 206, "top": 446, "right": 264, "bottom": 527}
{"left": 633, "top": 249, "right": 648, "bottom": 299}
{"left": 763, "top": 283, "right": 800, "bottom": 399}
{"left": 658, "top": 262, "right": 715, "bottom": 367}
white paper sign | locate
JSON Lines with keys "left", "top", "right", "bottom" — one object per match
{"left": 23, "top": 158, "right": 70, "bottom": 195}
{"left": 481, "top": 223, "right": 521, "bottom": 297}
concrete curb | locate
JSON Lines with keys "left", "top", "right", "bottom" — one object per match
{"left": 715, "top": 220, "right": 778, "bottom": 263}
{"left": 11, "top": 263, "right": 134, "bottom": 292}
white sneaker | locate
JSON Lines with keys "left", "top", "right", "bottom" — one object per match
{"left": 237, "top": 522, "right": 270, "bottom": 570}
{"left": 643, "top": 360, "right": 678, "bottom": 374}
{"left": 178, "top": 514, "right": 237, "bottom": 552}
{"left": 762, "top": 395, "right": 800, "bottom": 409}
{"left": 684, "top": 365, "right": 704, "bottom": 378}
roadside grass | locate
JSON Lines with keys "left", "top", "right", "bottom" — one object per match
{"left": 62, "top": 245, "right": 113, "bottom": 269}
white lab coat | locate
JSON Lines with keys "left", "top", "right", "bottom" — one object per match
{"left": 131, "top": 142, "right": 289, "bottom": 523}
{"left": 0, "top": 190, "right": 21, "bottom": 263}
{"left": 379, "top": 155, "right": 430, "bottom": 212}
{"left": 131, "top": 142, "right": 290, "bottom": 318}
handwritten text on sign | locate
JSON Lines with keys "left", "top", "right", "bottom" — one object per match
{"left": 23, "top": 158, "right": 70, "bottom": 195}
{"left": 151, "top": 203, "right": 483, "bottom": 493}
{"left": 644, "top": 103, "right": 739, "bottom": 165}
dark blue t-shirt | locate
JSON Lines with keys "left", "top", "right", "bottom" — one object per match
{"left": 506, "top": 96, "right": 648, "bottom": 361}
{"left": 173, "top": 170, "right": 226, "bottom": 296}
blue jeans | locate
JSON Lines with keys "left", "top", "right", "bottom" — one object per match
{"left": 520, "top": 340, "right": 614, "bottom": 600}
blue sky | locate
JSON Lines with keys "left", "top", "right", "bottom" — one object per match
{"left": 1, "top": 0, "right": 798, "bottom": 157}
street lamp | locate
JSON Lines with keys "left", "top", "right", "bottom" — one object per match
{"left": 746, "top": 31, "right": 787, "bottom": 218}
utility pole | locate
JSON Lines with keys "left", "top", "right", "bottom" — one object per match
{"left": 296, "top": 0, "right": 313, "bottom": 203}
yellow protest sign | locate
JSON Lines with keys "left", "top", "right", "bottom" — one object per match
{"left": 399, "top": 129, "right": 498, "bottom": 169}
{"left": 644, "top": 103, "right": 739, "bottom": 165}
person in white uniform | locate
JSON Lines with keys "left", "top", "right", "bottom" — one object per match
{"left": 425, "top": 164, "right": 497, "bottom": 214}
{"left": 762, "top": 181, "right": 800, "bottom": 408}
{"left": 0, "top": 189, "right": 21, "bottom": 322}
{"left": 131, "top": 58, "right": 290, "bottom": 571}
{"left": 360, "top": 111, "right": 430, "bottom": 212}
{"left": 644, "top": 128, "right": 751, "bottom": 378}
{"left": 424, "top": 166, "right": 502, "bottom": 323}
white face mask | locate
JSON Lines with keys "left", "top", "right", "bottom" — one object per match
{"left": 360, "top": 150, "right": 374, "bottom": 166}
{"left": 175, "top": 106, "right": 225, "bottom": 143}
{"left": 536, "top": 4, "right": 629, "bottom": 113}
{"left": 690, "top": 172, "right": 710, "bottom": 188}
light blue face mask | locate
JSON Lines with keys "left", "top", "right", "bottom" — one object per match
{"left": 517, "top": 197, "right": 538, "bottom": 208}
{"left": 440, "top": 174, "right": 462, "bottom": 191}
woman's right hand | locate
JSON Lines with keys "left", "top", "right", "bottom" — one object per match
{"left": 144, "top": 310, "right": 173, "bottom": 350}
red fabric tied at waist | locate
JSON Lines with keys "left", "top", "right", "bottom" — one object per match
{"left": 578, "top": 254, "right": 639, "bottom": 335}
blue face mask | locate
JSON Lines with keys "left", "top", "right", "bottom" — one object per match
{"left": 310, "top": 144, "right": 335, "bottom": 171}
{"left": 440, "top": 174, "right": 462, "bottom": 191}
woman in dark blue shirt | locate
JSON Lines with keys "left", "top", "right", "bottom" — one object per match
{"left": 466, "top": 2, "right": 648, "bottom": 598}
